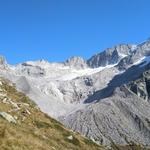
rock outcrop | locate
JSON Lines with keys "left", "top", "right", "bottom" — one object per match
{"left": 0, "top": 112, "right": 16, "bottom": 124}
{"left": 127, "top": 67, "right": 150, "bottom": 101}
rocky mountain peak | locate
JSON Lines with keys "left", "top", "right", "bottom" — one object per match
{"left": 87, "top": 44, "right": 134, "bottom": 68}
{"left": 114, "top": 44, "right": 134, "bottom": 55}
{"left": 118, "top": 40, "right": 150, "bottom": 70}
{"left": 0, "top": 56, "right": 7, "bottom": 69}
{"left": 65, "top": 56, "right": 88, "bottom": 69}
{"left": 135, "top": 39, "right": 150, "bottom": 57}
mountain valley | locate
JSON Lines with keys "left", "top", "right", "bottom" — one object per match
{"left": 1, "top": 39, "right": 150, "bottom": 149}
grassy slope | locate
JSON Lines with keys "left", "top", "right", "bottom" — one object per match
{"left": 0, "top": 78, "right": 104, "bottom": 150}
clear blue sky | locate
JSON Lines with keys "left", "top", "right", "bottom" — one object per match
{"left": 0, "top": 0, "right": 150, "bottom": 64}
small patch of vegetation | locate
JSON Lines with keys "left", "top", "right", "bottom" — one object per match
{"left": 53, "top": 123, "right": 64, "bottom": 131}
{"left": 0, "top": 124, "right": 6, "bottom": 138}
{"left": 83, "top": 138, "right": 100, "bottom": 147}
{"left": 34, "top": 120, "right": 52, "bottom": 128}
{"left": 111, "top": 141, "right": 146, "bottom": 150}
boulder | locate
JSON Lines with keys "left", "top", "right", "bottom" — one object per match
{"left": 0, "top": 112, "right": 16, "bottom": 124}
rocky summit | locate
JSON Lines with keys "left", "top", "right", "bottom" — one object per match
{"left": 1, "top": 38, "right": 150, "bottom": 149}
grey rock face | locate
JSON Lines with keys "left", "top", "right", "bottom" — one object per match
{"left": 117, "top": 55, "right": 133, "bottom": 70}
{"left": 128, "top": 79, "right": 148, "bottom": 101}
{"left": 87, "top": 44, "right": 133, "bottom": 68}
{"left": 17, "top": 63, "right": 45, "bottom": 77}
{"left": 87, "top": 39, "right": 150, "bottom": 70}
{"left": 65, "top": 56, "right": 88, "bottom": 69}
{"left": 127, "top": 68, "right": 150, "bottom": 101}
{"left": 60, "top": 85, "right": 150, "bottom": 146}
{"left": 133, "top": 40, "right": 150, "bottom": 61}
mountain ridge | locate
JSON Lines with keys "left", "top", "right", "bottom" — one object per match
{"left": 1, "top": 38, "right": 150, "bottom": 148}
